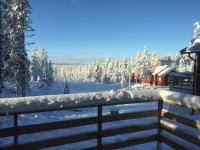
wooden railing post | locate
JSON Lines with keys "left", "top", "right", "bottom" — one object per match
{"left": 157, "top": 99, "right": 163, "bottom": 150}
{"left": 13, "top": 114, "right": 18, "bottom": 148}
{"left": 97, "top": 106, "right": 102, "bottom": 150}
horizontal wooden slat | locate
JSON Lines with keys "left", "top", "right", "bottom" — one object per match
{"left": 161, "top": 121, "right": 200, "bottom": 147}
{"left": 160, "top": 135, "right": 189, "bottom": 150}
{"left": 102, "top": 122, "right": 158, "bottom": 137}
{"left": 0, "top": 110, "right": 157, "bottom": 138}
{"left": 103, "top": 110, "right": 157, "bottom": 122}
{"left": 1, "top": 131, "right": 98, "bottom": 150}
{"left": 161, "top": 109, "right": 200, "bottom": 130}
{"left": 0, "top": 146, "right": 13, "bottom": 150}
{"left": 0, "top": 123, "right": 157, "bottom": 150}
{"left": 0, "top": 117, "right": 97, "bottom": 138}
{"left": 0, "top": 122, "right": 157, "bottom": 149}
{"left": 102, "top": 134, "right": 156, "bottom": 150}
{"left": 85, "top": 134, "right": 157, "bottom": 150}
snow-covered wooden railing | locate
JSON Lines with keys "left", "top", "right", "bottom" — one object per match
{"left": 0, "top": 89, "right": 200, "bottom": 115}
{"left": 0, "top": 89, "right": 159, "bottom": 115}
{"left": 0, "top": 89, "right": 200, "bottom": 150}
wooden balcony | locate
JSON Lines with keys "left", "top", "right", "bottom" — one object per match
{"left": 0, "top": 90, "right": 199, "bottom": 150}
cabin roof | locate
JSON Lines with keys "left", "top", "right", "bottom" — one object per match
{"left": 168, "top": 72, "right": 193, "bottom": 77}
{"left": 180, "top": 43, "right": 200, "bottom": 54}
{"left": 158, "top": 67, "right": 174, "bottom": 76}
{"left": 152, "top": 65, "right": 168, "bottom": 76}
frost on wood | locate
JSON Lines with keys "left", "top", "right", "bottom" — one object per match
{"left": 0, "top": 89, "right": 159, "bottom": 114}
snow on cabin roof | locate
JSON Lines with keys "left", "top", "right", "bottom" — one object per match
{"left": 181, "top": 43, "right": 200, "bottom": 54}
{"left": 180, "top": 22, "right": 200, "bottom": 54}
{"left": 158, "top": 67, "right": 174, "bottom": 76}
{"left": 152, "top": 65, "right": 168, "bottom": 76}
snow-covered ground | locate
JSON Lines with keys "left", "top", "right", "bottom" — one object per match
{"left": 0, "top": 81, "right": 122, "bottom": 98}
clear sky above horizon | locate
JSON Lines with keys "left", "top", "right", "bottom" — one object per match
{"left": 27, "top": 0, "right": 200, "bottom": 64}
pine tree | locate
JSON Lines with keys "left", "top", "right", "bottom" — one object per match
{"left": 31, "top": 47, "right": 54, "bottom": 88}
{"left": 30, "top": 48, "right": 39, "bottom": 81}
{"left": 0, "top": 0, "right": 32, "bottom": 97}
{"left": 0, "top": 1, "right": 5, "bottom": 93}
{"left": 87, "top": 63, "right": 94, "bottom": 80}
{"left": 46, "top": 60, "right": 54, "bottom": 87}
{"left": 1, "top": 0, "right": 12, "bottom": 84}
{"left": 37, "top": 48, "right": 48, "bottom": 83}
{"left": 11, "top": 0, "right": 31, "bottom": 96}
{"left": 0, "top": 0, "right": 10, "bottom": 94}
{"left": 93, "top": 59, "right": 102, "bottom": 82}
{"left": 101, "top": 57, "right": 112, "bottom": 83}
{"left": 120, "top": 58, "right": 129, "bottom": 87}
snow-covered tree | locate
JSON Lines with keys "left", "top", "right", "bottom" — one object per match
{"left": 30, "top": 47, "right": 54, "bottom": 88}
{"left": 93, "top": 59, "right": 102, "bottom": 82}
{"left": 101, "top": 57, "right": 112, "bottom": 83}
{"left": 159, "top": 55, "right": 173, "bottom": 66}
{"left": 87, "top": 63, "right": 94, "bottom": 80}
{"left": 0, "top": 1, "right": 5, "bottom": 93}
{"left": 133, "top": 48, "right": 152, "bottom": 78}
{"left": 119, "top": 58, "right": 129, "bottom": 87}
{"left": 37, "top": 48, "right": 48, "bottom": 82}
{"left": 175, "top": 55, "right": 194, "bottom": 72}
{"left": 150, "top": 52, "right": 159, "bottom": 67}
{"left": 0, "top": 0, "right": 32, "bottom": 96}
{"left": 46, "top": 60, "right": 54, "bottom": 87}
{"left": 52, "top": 46, "right": 195, "bottom": 87}
{"left": 30, "top": 48, "right": 40, "bottom": 81}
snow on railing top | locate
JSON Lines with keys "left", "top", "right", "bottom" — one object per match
{"left": 0, "top": 89, "right": 159, "bottom": 114}
{"left": 0, "top": 88, "right": 200, "bottom": 114}
{"left": 157, "top": 89, "right": 200, "bottom": 110}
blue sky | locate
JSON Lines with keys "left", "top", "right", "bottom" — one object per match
{"left": 27, "top": 0, "right": 200, "bottom": 63}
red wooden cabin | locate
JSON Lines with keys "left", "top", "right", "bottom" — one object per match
{"left": 152, "top": 65, "right": 174, "bottom": 86}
